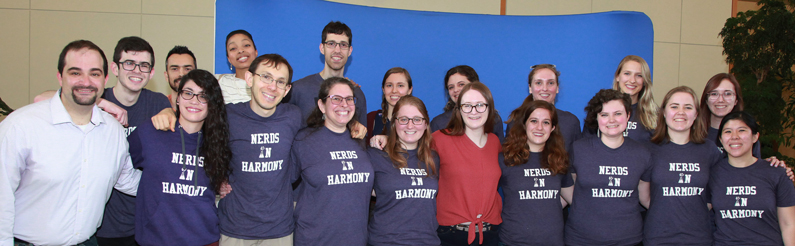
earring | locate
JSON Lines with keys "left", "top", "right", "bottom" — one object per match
{"left": 230, "top": 65, "right": 234, "bottom": 71}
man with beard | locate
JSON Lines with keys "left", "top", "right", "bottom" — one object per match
{"left": 0, "top": 40, "right": 141, "bottom": 246}
{"left": 286, "top": 21, "right": 367, "bottom": 127}
{"left": 163, "top": 46, "right": 196, "bottom": 110}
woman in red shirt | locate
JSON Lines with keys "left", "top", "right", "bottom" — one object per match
{"left": 432, "top": 82, "right": 502, "bottom": 246}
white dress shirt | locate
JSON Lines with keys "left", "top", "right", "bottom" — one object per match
{"left": 0, "top": 91, "right": 141, "bottom": 246}
{"left": 217, "top": 73, "right": 251, "bottom": 104}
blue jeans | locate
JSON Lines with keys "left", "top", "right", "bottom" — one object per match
{"left": 437, "top": 225, "right": 500, "bottom": 246}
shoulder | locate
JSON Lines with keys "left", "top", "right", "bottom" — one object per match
{"left": 367, "top": 147, "right": 388, "bottom": 158}
{"left": 623, "top": 138, "right": 651, "bottom": 154}
{"left": 140, "top": 89, "right": 169, "bottom": 100}
{"left": 367, "top": 110, "right": 382, "bottom": 118}
{"left": 0, "top": 101, "right": 50, "bottom": 132}
{"left": 292, "top": 74, "right": 321, "bottom": 86}
{"left": 277, "top": 103, "right": 302, "bottom": 118}
{"left": 431, "top": 111, "right": 451, "bottom": 122}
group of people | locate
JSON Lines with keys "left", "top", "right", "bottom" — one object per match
{"left": 1, "top": 19, "right": 794, "bottom": 246}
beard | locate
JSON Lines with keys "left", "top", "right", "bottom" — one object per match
{"left": 169, "top": 76, "right": 182, "bottom": 92}
{"left": 70, "top": 86, "right": 99, "bottom": 105}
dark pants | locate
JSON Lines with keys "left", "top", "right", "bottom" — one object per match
{"left": 97, "top": 235, "right": 138, "bottom": 246}
{"left": 15, "top": 235, "right": 98, "bottom": 246}
{"left": 437, "top": 224, "right": 500, "bottom": 246}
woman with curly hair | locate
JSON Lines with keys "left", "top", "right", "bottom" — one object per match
{"left": 562, "top": 89, "right": 652, "bottom": 246}
{"left": 130, "top": 69, "right": 231, "bottom": 246}
{"left": 499, "top": 100, "right": 572, "bottom": 246}
{"left": 368, "top": 95, "right": 440, "bottom": 246}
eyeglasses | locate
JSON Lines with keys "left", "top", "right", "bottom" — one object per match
{"left": 118, "top": 60, "right": 152, "bottom": 73}
{"left": 180, "top": 90, "right": 207, "bottom": 104}
{"left": 254, "top": 73, "right": 289, "bottom": 89}
{"left": 460, "top": 103, "right": 488, "bottom": 113}
{"left": 327, "top": 95, "right": 356, "bottom": 105}
{"left": 323, "top": 41, "right": 350, "bottom": 50}
{"left": 396, "top": 117, "right": 425, "bottom": 125}
{"left": 708, "top": 90, "right": 736, "bottom": 100}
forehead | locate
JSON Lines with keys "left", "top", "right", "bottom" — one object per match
{"left": 167, "top": 53, "right": 195, "bottom": 66}
{"left": 227, "top": 33, "right": 252, "bottom": 46}
{"left": 65, "top": 48, "right": 104, "bottom": 70}
{"left": 447, "top": 73, "right": 470, "bottom": 85}
{"left": 723, "top": 119, "right": 749, "bottom": 129}
{"left": 325, "top": 33, "right": 350, "bottom": 43}
{"left": 385, "top": 73, "right": 407, "bottom": 83}
{"left": 532, "top": 68, "right": 557, "bottom": 80}
{"left": 528, "top": 108, "right": 552, "bottom": 118}
{"left": 182, "top": 80, "right": 203, "bottom": 91}
{"left": 120, "top": 50, "right": 152, "bottom": 63}
{"left": 460, "top": 90, "right": 486, "bottom": 102}
{"left": 397, "top": 104, "right": 421, "bottom": 116}
{"left": 621, "top": 60, "right": 642, "bottom": 72}
{"left": 601, "top": 100, "right": 626, "bottom": 112}
{"left": 255, "top": 61, "right": 289, "bottom": 78}
{"left": 714, "top": 79, "right": 736, "bottom": 91}
{"left": 329, "top": 83, "right": 353, "bottom": 95}
{"left": 668, "top": 92, "right": 695, "bottom": 104}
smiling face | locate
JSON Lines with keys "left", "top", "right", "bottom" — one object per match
{"left": 598, "top": 99, "right": 629, "bottom": 138}
{"left": 664, "top": 92, "right": 698, "bottom": 134}
{"left": 383, "top": 73, "right": 412, "bottom": 108}
{"left": 447, "top": 73, "right": 471, "bottom": 103}
{"left": 525, "top": 108, "right": 555, "bottom": 152}
{"left": 112, "top": 50, "right": 154, "bottom": 92}
{"left": 319, "top": 83, "right": 355, "bottom": 132}
{"left": 459, "top": 89, "right": 488, "bottom": 131}
{"left": 395, "top": 105, "right": 426, "bottom": 150}
{"left": 616, "top": 60, "right": 645, "bottom": 101}
{"left": 177, "top": 80, "right": 208, "bottom": 127}
{"left": 226, "top": 33, "right": 258, "bottom": 70}
{"left": 58, "top": 48, "right": 108, "bottom": 107}
{"left": 707, "top": 79, "right": 738, "bottom": 118}
{"left": 247, "top": 61, "right": 291, "bottom": 117}
{"left": 165, "top": 53, "right": 195, "bottom": 92}
{"left": 529, "top": 68, "right": 559, "bottom": 103}
{"left": 320, "top": 33, "right": 352, "bottom": 72}
{"left": 720, "top": 119, "right": 759, "bottom": 159}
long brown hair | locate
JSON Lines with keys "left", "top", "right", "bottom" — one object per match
{"left": 502, "top": 101, "right": 568, "bottom": 174}
{"left": 384, "top": 96, "right": 437, "bottom": 178}
{"left": 380, "top": 67, "right": 412, "bottom": 128}
{"left": 651, "top": 86, "right": 707, "bottom": 144}
{"left": 698, "top": 73, "right": 744, "bottom": 131}
{"left": 443, "top": 82, "right": 496, "bottom": 136}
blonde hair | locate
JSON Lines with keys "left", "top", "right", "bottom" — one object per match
{"left": 612, "top": 55, "right": 657, "bottom": 130}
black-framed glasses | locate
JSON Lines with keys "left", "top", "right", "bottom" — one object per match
{"left": 323, "top": 41, "right": 350, "bottom": 50}
{"left": 460, "top": 103, "right": 488, "bottom": 113}
{"left": 708, "top": 90, "right": 736, "bottom": 100}
{"left": 118, "top": 60, "right": 152, "bottom": 73}
{"left": 327, "top": 95, "right": 356, "bottom": 105}
{"left": 396, "top": 117, "right": 425, "bottom": 125}
{"left": 180, "top": 90, "right": 207, "bottom": 104}
{"left": 254, "top": 73, "right": 289, "bottom": 89}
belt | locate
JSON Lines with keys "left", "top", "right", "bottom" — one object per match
{"left": 451, "top": 222, "right": 493, "bottom": 232}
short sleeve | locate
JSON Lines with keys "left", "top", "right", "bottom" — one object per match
{"left": 775, "top": 170, "right": 795, "bottom": 207}
{"left": 561, "top": 170, "right": 574, "bottom": 188}
{"left": 128, "top": 123, "right": 145, "bottom": 169}
{"left": 640, "top": 154, "right": 653, "bottom": 182}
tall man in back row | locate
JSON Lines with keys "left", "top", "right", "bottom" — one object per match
{"left": 0, "top": 40, "right": 141, "bottom": 246}
{"left": 286, "top": 21, "right": 367, "bottom": 127}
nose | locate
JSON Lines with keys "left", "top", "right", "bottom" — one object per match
{"left": 533, "top": 122, "right": 544, "bottom": 130}
{"left": 266, "top": 80, "right": 278, "bottom": 90}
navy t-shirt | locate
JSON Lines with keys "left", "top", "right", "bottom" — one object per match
{"left": 429, "top": 110, "right": 505, "bottom": 143}
{"left": 129, "top": 121, "right": 219, "bottom": 246}
{"left": 565, "top": 136, "right": 653, "bottom": 246}
{"left": 368, "top": 148, "right": 441, "bottom": 246}
{"left": 709, "top": 158, "right": 795, "bottom": 246}
{"left": 286, "top": 73, "right": 367, "bottom": 128}
{"left": 505, "top": 108, "right": 581, "bottom": 152}
{"left": 97, "top": 87, "right": 170, "bottom": 238}
{"left": 292, "top": 127, "right": 374, "bottom": 246}
{"left": 707, "top": 127, "right": 762, "bottom": 158}
{"left": 217, "top": 102, "right": 302, "bottom": 239}
{"left": 499, "top": 152, "right": 573, "bottom": 246}
{"left": 643, "top": 140, "right": 722, "bottom": 246}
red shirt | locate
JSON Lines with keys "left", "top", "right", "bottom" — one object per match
{"left": 432, "top": 130, "right": 502, "bottom": 244}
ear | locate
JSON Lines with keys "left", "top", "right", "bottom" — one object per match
{"left": 319, "top": 43, "right": 325, "bottom": 55}
{"left": 407, "top": 87, "right": 413, "bottom": 95}
{"left": 555, "top": 86, "right": 560, "bottom": 94}
{"left": 163, "top": 70, "right": 169, "bottom": 81}
{"left": 245, "top": 71, "right": 254, "bottom": 88}
{"left": 111, "top": 62, "right": 120, "bottom": 77}
{"left": 347, "top": 45, "right": 353, "bottom": 56}
{"left": 147, "top": 67, "right": 156, "bottom": 80}
{"left": 552, "top": 126, "right": 556, "bottom": 132}
{"left": 752, "top": 132, "right": 760, "bottom": 144}
{"left": 317, "top": 99, "right": 326, "bottom": 114}
{"left": 283, "top": 84, "right": 292, "bottom": 96}
{"left": 528, "top": 85, "right": 532, "bottom": 94}
{"left": 57, "top": 72, "right": 63, "bottom": 87}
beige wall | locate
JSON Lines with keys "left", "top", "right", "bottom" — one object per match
{"left": 0, "top": 0, "right": 730, "bottom": 121}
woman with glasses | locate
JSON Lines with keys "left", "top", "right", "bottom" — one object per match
{"left": 506, "top": 64, "right": 581, "bottom": 151}
{"left": 699, "top": 73, "right": 759, "bottom": 157}
{"left": 430, "top": 65, "right": 504, "bottom": 143}
{"left": 433, "top": 82, "right": 502, "bottom": 246}
{"left": 561, "top": 89, "right": 652, "bottom": 246}
{"left": 130, "top": 69, "right": 231, "bottom": 246}
{"left": 292, "top": 77, "right": 374, "bottom": 245}
{"left": 367, "top": 67, "right": 413, "bottom": 143}
{"left": 585, "top": 55, "right": 658, "bottom": 142}
{"left": 709, "top": 111, "right": 795, "bottom": 245}
{"left": 367, "top": 95, "right": 440, "bottom": 246}
{"left": 499, "top": 100, "right": 572, "bottom": 246}
{"left": 219, "top": 29, "right": 258, "bottom": 104}
{"left": 643, "top": 86, "right": 722, "bottom": 245}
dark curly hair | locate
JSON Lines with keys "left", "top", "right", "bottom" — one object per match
{"left": 176, "top": 69, "right": 231, "bottom": 193}
{"left": 583, "top": 89, "right": 632, "bottom": 133}
{"left": 502, "top": 100, "right": 568, "bottom": 174}
{"left": 306, "top": 77, "right": 361, "bottom": 133}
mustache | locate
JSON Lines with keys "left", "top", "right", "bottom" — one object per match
{"left": 72, "top": 85, "right": 98, "bottom": 92}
